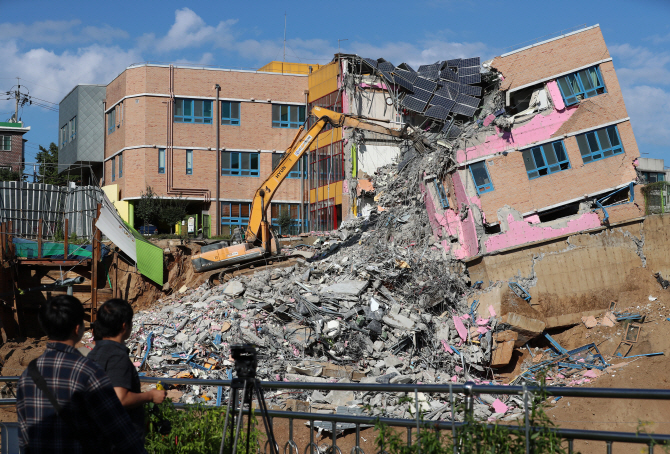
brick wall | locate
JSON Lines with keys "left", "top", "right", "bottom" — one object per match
{"left": 0, "top": 132, "right": 25, "bottom": 172}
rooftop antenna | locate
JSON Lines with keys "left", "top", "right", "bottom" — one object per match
{"left": 338, "top": 39, "right": 348, "bottom": 54}
{"left": 283, "top": 13, "right": 286, "bottom": 72}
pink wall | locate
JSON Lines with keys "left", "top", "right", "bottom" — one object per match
{"left": 456, "top": 81, "right": 577, "bottom": 164}
{"left": 484, "top": 211, "right": 601, "bottom": 252}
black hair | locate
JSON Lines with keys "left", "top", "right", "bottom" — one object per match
{"left": 39, "top": 295, "right": 85, "bottom": 341}
{"left": 93, "top": 299, "right": 134, "bottom": 339}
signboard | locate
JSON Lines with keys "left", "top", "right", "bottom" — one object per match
{"left": 187, "top": 216, "right": 195, "bottom": 233}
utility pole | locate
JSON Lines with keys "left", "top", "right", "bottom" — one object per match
{"left": 5, "top": 78, "right": 31, "bottom": 123}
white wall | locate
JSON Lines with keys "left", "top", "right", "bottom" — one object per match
{"left": 358, "top": 144, "right": 400, "bottom": 175}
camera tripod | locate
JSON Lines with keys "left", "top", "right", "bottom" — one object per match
{"left": 219, "top": 353, "right": 279, "bottom": 454}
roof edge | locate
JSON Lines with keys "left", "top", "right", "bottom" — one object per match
{"left": 498, "top": 24, "right": 600, "bottom": 58}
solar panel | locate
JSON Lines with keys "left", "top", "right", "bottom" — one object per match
{"left": 459, "top": 84, "right": 481, "bottom": 97}
{"left": 446, "top": 122, "right": 462, "bottom": 138}
{"left": 456, "top": 93, "right": 480, "bottom": 108}
{"left": 440, "top": 68, "right": 458, "bottom": 82}
{"left": 459, "top": 57, "right": 481, "bottom": 68}
{"left": 444, "top": 80, "right": 462, "bottom": 94}
{"left": 363, "top": 58, "right": 378, "bottom": 69}
{"left": 397, "top": 62, "right": 415, "bottom": 72}
{"left": 391, "top": 74, "right": 414, "bottom": 92}
{"left": 413, "top": 77, "right": 438, "bottom": 92}
{"left": 429, "top": 96, "right": 455, "bottom": 111}
{"left": 435, "top": 85, "right": 456, "bottom": 100}
{"left": 378, "top": 61, "right": 395, "bottom": 71}
{"left": 418, "top": 69, "right": 440, "bottom": 80}
{"left": 418, "top": 63, "right": 440, "bottom": 73}
{"left": 401, "top": 96, "right": 428, "bottom": 113}
{"left": 394, "top": 69, "right": 418, "bottom": 84}
{"left": 446, "top": 59, "right": 461, "bottom": 68}
{"left": 379, "top": 70, "right": 395, "bottom": 84}
{"left": 412, "top": 88, "right": 433, "bottom": 102}
{"left": 458, "top": 66, "right": 480, "bottom": 76}
{"left": 459, "top": 74, "right": 481, "bottom": 85}
{"left": 425, "top": 105, "right": 450, "bottom": 120}
{"left": 452, "top": 103, "right": 478, "bottom": 117}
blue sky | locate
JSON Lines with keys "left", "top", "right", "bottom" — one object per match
{"left": 1, "top": 0, "right": 669, "bottom": 167}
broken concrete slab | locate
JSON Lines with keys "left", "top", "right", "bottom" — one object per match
{"left": 320, "top": 280, "right": 368, "bottom": 298}
{"left": 491, "top": 340, "right": 514, "bottom": 368}
{"left": 545, "top": 309, "right": 605, "bottom": 329}
{"left": 382, "top": 312, "right": 415, "bottom": 330}
{"left": 500, "top": 313, "right": 545, "bottom": 347}
{"left": 223, "top": 281, "right": 245, "bottom": 296}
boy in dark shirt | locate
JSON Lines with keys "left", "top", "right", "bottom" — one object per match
{"left": 88, "top": 299, "right": 166, "bottom": 437}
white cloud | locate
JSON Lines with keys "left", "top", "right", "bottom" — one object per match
{"left": 610, "top": 44, "right": 670, "bottom": 86}
{"left": 0, "top": 20, "right": 129, "bottom": 45}
{"left": 623, "top": 85, "right": 670, "bottom": 147}
{"left": 0, "top": 40, "right": 140, "bottom": 112}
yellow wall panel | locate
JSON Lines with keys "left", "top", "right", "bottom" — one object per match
{"left": 308, "top": 62, "right": 338, "bottom": 102}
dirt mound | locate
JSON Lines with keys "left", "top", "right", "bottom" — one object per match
{"left": 0, "top": 338, "right": 47, "bottom": 377}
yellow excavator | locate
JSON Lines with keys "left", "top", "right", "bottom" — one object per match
{"left": 191, "top": 106, "right": 403, "bottom": 276}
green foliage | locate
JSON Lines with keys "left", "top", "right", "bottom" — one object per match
{"left": 0, "top": 167, "right": 22, "bottom": 182}
{"left": 136, "top": 186, "right": 161, "bottom": 227}
{"left": 160, "top": 196, "right": 189, "bottom": 234}
{"left": 276, "top": 207, "right": 293, "bottom": 234}
{"left": 146, "top": 400, "right": 263, "bottom": 454}
{"left": 35, "top": 142, "right": 78, "bottom": 186}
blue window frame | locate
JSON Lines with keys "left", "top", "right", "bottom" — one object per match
{"left": 174, "top": 98, "right": 213, "bottom": 124}
{"left": 186, "top": 150, "right": 193, "bottom": 175}
{"left": 271, "top": 203, "right": 304, "bottom": 235}
{"left": 158, "top": 148, "right": 165, "bottom": 174}
{"left": 468, "top": 161, "right": 494, "bottom": 195}
{"left": 221, "top": 202, "right": 250, "bottom": 237}
{"left": 576, "top": 125, "right": 624, "bottom": 164}
{"left": 272, "top": 104, "right": 306, "bottom": 128}
{"left": 434, "top": 180, "right": 449, "bottom": 208}
{"left": 221, "top": 101, "right": 240, "bottom": 125}
{"left": 272, "top": 153, "right": 307, "bottom": 179}
{"left": 111, "top": 157, "right": 116, "bottom": 182}
{"left": 557, "top": 66, "right": 606, "bottom": 106}
{"left": 107, "top": 109, "right": 116, "bottom": 134}
{"left": 642, "top": 171, "right": 665, "bottom": 183}
{"left": 522, "top": 140, "right": 570, "bottom": 179}
{"left": 118, "top": 152, "right": 123, "bottom": 178}
{"left": 221, "top": 151, "right": 259, "bottom": 177}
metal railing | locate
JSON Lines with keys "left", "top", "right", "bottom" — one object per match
{"left": 1, "top": 376, "right": 669, "bottom": 454}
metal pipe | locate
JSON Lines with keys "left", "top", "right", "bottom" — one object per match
{"left": 215, "top": 84, "right": 221, "bottom": 237}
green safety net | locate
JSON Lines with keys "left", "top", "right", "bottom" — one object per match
{"left": 14, "top": 242, "right": 93, "bottom": 259}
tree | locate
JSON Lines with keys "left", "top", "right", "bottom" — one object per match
{"left": 135, "top": 186, "right": 161, "bottom": 228}
{"left": 277, "top": 207, "right": 293, "bottom": 235}
{"left": 159, "top": 195, "right": 189, "bottom": 234}
{"left": 0, "top": 168, "right": 22, "bottom": 182}
{"left": 35, "top": 143, "right": 78, "bottom": 186}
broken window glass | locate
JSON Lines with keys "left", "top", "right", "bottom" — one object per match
{"left": 576, "top": 125, "right": 624, "bottom": 164}
{"left": 468, "top": 161, "right": 494, "bottom": 194}
{"left": 556, "top": 65, "right": 606, "bottom": 106}
{"left": 522, "top": 140, "right": 571, "bottom": 179}
{"left": 221, "top": 152, "right": 260, "bottom": 177}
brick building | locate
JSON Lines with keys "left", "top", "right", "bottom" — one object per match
{"left": 0, "top": 121, "right": 29, "bottom": 174}
{"left": 102, "top": 63, "right": 312, "bottom": 236}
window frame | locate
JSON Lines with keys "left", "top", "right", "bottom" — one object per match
{"left": 186, "top": 149, "right": 193, "bottom": 175}
{"left": 221, "top": 201, "right": 251, "bottom": 236}
{"left": 221, "top": 101, "right": 241, "bottom": 125}
{"left": 468, "top": 161, "right": 494, "bottom": 195}
{"left": 0, "top": 135, "right": 10, "bottom": 151}
{"left": 107, "top": 108, "right": 116, "bottom": 135}
{"left": 221, "top": 151, "right": 260, "bottom": 177}
{"left": 576, "top": 125, "right": 624, "bottom": 164}
{"left": 118, "top": 152, "right": 123, "bottom": 178}
{"left": 272, "top": 104, "right": 306, "bottom": 129}
{"left": 522, "top": 140, "right": 571, "bottom": 180}
{"left": 556, "top": 65, "right": 607, "bottom": 106}
{"left": 174, "top": 98, "right": 213, "bottom": 124}
{"left": 111, "top": 157, "right": 116, "bottom": 182}
{"left": 270, "top": 203, "right": 303, "bottom": 235}
{"left": 70, "top": 116, "right": 77, "bottom": 141}
{"left": 158, "top": 148, "right": 165, "bottom": 174}
{"left": 272, "top": 153, "right": 307, "bottom": 179}
{"left": 434, "top": 180, "right": 449, "bottom": 209}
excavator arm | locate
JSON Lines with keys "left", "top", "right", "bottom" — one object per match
{"left": 245, "top": 106, "right": 403, "bottom": 242}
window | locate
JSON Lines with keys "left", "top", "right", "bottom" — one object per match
{"left": 576, "top": 125, "right": 623, "bottom": 164}
{"left": 174, "top": 98, "right": 212, "bottom": 124}
{"left": 221, "top": 202, "right": 251, "bottom": 237}
{"left": 107, "top": 108, "right": 116, "bottom": 134}
{"left": 522, "top": 140, "right": 571, "bottom": 179}
{"left": 642, "top": 171, "right": 665, "bottom": 183}
{"left": 118, "top": 153, "right": 123, "bottom": 178}
{"left": 0, "top": 135, "right": 10, "bottom": 151}
{"left": 111, "top": 157, "right": 116, "bottom": 182}
{"left": 310, "top": 198, "right": 338, "bottom": 231}
{"left": 307, "top": 91, "right": 343, "bottom": 130}
{"left": 186, "top": 150, "right": 193, "bottom": 175}
{"left": 272, "top": 153, "right": 307, "bottom": 179}
{"left": 221, "top": 151, "right": 259, "bottom": 177}
{"left": 221, "top": 101, "right": 240, "bottom": 125}
{"left": 557, "top": 66, "right": 606, "bottom": 106}
{"left": 271, "top": 203, "right": 304, "bottom": 235}
{"left": 272, "top": 104, "right": 306, "bottom": 128}
{"left": 468, "top": 161, "right": 494, "bottom": 195}
{"left": 69, "top": 116, "right": 76, "bottom": 141}
{"left": 158, "top": 148, "right": 165, "bottom": 174}
{"left": 434, "top": 180, "right": 449, "bottom": 208}
{"left": 309, "top": 141, "right": 344, "bottom": 189}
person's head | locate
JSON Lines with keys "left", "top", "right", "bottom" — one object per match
{"left": 94, "top": 299, "right": 134, "bottom": 340}
{"left": 39, "top": 295, "right": 85, "bottom": 342}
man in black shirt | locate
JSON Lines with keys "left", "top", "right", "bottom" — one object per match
{"left": 88, "top": 299, "right": 166, "bottom": 437}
